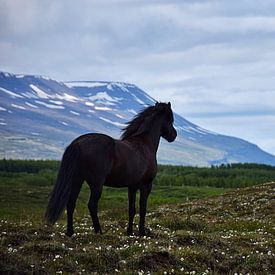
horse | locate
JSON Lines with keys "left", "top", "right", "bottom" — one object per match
{"left": 45, "top": 102, "right": 177, "bottom": 236}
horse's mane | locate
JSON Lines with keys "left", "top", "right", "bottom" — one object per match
{"left": 121, "top": 102, "right": 171, "bottom": 140}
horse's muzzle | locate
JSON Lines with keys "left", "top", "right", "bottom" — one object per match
{"left": 168, "top": 129, "right": 177, "bottom": 143}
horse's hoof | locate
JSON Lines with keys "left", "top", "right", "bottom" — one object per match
{"left": 139, "top": 230, "right": 146, "bottom": 237}
{"left": 127, "top": 229, "right": 133, "bottom": 236}
{"left": 66, "top": 231, "right": 74, "bottom": 237}
{"left": 94, "top": 227, "right": 102, "bottom": 234}
{"left": 139, "top": 226, "right": 151, "bottom": 236}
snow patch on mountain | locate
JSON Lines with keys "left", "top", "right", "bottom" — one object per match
{"left": 30, "top": 84, "right": 51, "bottom": 99}
{"left": 114, "top": 83, "right": 131, "bottom": 93}
{"left": 107, "top": 84, "right": 113, "bottom": 90}
{"left": 20, "top": 92, "right": 38, "bottom": 99}
{"left": 88, "top": 92, "right": 122, "bottom": 104}
{"left": 15, "top": 75, "right": 25, "bottom": 78}
{"left": 134, "top": 96, "right": 145, "bottom": 105}
{"left": 55, "top": 93, "right": 80, "bottom": 103}
{"left": 127, "top": 109, "right": 137, "bottom": 115}
{"left": 99, "top": 117, "right": 126, "bottom": 127}
{"left": 115, "top": 113, "right": 125, "bottom": 119}
{"left": 49, "top": 100, "right": 63, "bottom": 105}
{"left": 70, "top": 110, "right": 80, "bottom": 116}
{"left": 0, "top": 87, "right": 24, "bottom": 99}
{"left": 11, "top": 104, "right": 26, "bottom": 110}
{"left": 94, "top": 106, "right": 113, "bottom": 111}
{"left": 25, "top": 102, "right": 39, "bottom": 109}
{"left": 35, "top": 100, "right": 65, "bottom": 109}
{"left": 85, "top": 101, "right": 94, "bottom": 107}
{"left": 65, "top": 81, "right": 108, "bottom": 88}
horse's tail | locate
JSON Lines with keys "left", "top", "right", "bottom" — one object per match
{"left": 45, "top": 143, "right": 80, "bottom": 225}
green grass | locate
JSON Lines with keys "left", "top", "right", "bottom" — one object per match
{"left": 0, "top": 163, "right": 274, "bottom": 274}
{"left": 0, "top": 171, "right": 228, "bottom": 220}
{"left": 1, "top": 159, "right": 275, "bottom": 188}
{"left": 0, "top": 181, "right": 274, "bottom": 274}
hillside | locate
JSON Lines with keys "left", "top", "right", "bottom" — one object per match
{"left": 0, "top": 182, "right": 274, "bottom": 274}
{"left": 1, "top": 71, "right": 275, "bottom": 166}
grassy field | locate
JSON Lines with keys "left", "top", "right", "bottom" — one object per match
{"left": 0, "top": 161, "right": 274, "bottom": 274}
{"left": 0, "top": 170, "right": 228, "bottom": 221}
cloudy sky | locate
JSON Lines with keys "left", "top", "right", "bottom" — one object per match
{"left": 1, "top": 0, "right": 275, "bottom": 155}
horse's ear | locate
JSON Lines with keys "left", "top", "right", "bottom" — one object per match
{"left": 155, "top": 101, "right": 159, "bottom": 106}
{"left": 168, "top": 102, "right": 171, "bottom": 107}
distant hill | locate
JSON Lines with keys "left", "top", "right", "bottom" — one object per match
{"left": 1, "top": 71, "right": 275, "bottom": 166}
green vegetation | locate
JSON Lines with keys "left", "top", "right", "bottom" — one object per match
{"left": 157, "top": 163, "right": 275, "bottom": 188}
{"left": 1, "top": 159, "right": 275, "bottom": 188}
{"left": 0, "top": 160, "right": 274, "bottom": 273}
{"left": 0, "top": 159, "right": 274, "bottom": 221}
{"left": 0, "top": 165, "right": 228, "bottom": 221}
{"left": 0, "top": 159, "right": 59, "bottom": 173}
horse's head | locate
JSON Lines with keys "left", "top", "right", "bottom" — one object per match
{"left": 156, "top": 102, "right": 177, "bottom": 143}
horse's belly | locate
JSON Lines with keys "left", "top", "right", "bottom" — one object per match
{"left": 104, "top": 173, "right": 139, "bottom": 188}
{"left": 104, "top": 181, "right": 128, "bottom": 188}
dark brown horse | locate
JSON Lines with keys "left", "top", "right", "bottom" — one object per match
{"left": 45, "top": 102, "right": 177, "bottom": 236}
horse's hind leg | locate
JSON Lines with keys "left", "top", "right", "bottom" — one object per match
{"left": 66, "top": 176, "right": 83, "bottom": 237}
{"left": 127, "top": 188, "right": 137, "bottom": 235}
{"left": 87, "top": 180, "right": 104, "bottom": 234}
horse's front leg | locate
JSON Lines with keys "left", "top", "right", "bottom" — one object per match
{"left": 127, "top": 188, "right": 137, "bottom": 235}
{"left": 139, "top": 182, "right": 152, "bottom": 236}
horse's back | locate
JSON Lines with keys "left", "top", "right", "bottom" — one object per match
{"left": 72, "top": 133, "right": 114, "bottom": 144}
{"left": 71, "top": 133, "right": 115, "bottom": 180}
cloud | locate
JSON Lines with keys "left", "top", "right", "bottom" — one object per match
{"left": 0, "top": 0, "right": 274, "bottom": 154}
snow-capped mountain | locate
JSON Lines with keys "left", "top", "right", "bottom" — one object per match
{"left": 1, "top": 71, "right": 275, "bottom": 166}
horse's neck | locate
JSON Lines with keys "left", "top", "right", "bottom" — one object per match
{"left": 142, "top": 121, "right": 162, "bottom": 153}
{"left": 125, "top": 118, "right": 162, "bottom": 153}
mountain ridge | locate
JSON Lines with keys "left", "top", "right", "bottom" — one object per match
{"left": 0, "top": 71, "right": 275, "bottom": 166}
